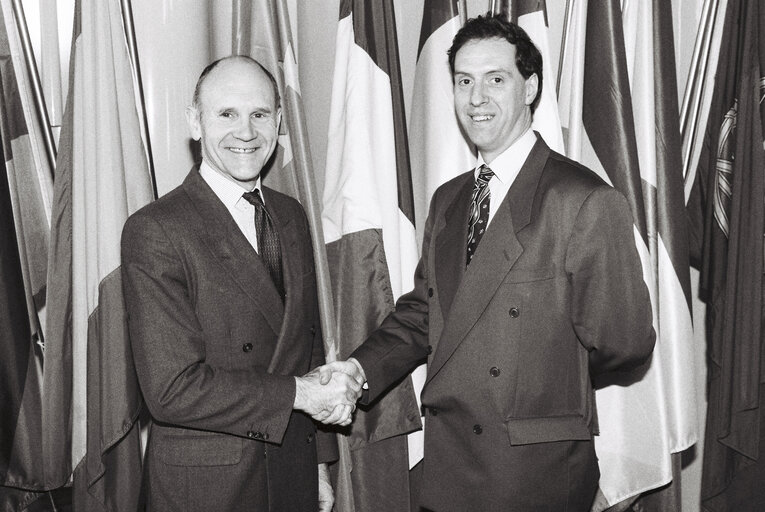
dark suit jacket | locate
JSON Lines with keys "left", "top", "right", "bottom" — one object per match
{"left": 351, "top": 136, "right": 656, "bottom": 511}
{"left": 121, "top": 168, "right": 334, "bottom": 511}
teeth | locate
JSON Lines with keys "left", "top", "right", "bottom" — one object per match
{"left": 471, "top": 115, "right": 492, "bottom": 121}
{"left": 229, "top": 147, "right": 256, "bottom": 154}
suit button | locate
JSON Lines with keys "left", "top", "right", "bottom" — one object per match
{"left": 473, "top": 424, "right": 483, "bottom": 435}
{"left": 427, "top": 345, "right": 433, "bottom": 354}
{"left": 247, "top": 430, "right": 256, "bottom": 438}
{"left": 509, "top": 307, "right": 520, "bottom": 318}
{"left": 489, "top": 367, "right": 500, "bottom": 377}
{"left": 307, "top": 433, "right": 314, "bottom": 444}
{"left": 263, "top": 432, "right": 269, "bottom": 440}
{"left": 310, "top": 325, "right": 316, "bottom": 335}
{"left": 242, "top": 343, "right": 253, "bottom": 353}
{"left": 429, "top": 407, "right": 438, "bottom": 416}
{"left": 428, "top": 288, "right": 434, "bottom": 298}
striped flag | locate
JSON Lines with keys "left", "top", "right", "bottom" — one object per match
{"left": 558, "top": 0, "right": 697, "bottom": 508}
{"left": 0, "top": 1, "right": 55, "bottom": 507}
{"left": 503, "top": 0, "right": 564, "bottom": 153}
{"left": 409, "top": 0, "right": 475, "bottom": 244}
{"left": 322, "top": 1, "right": 422, "bottom": 510}
{"left": 233, "top": 1, "right": 362, "bottom": 509}
{"left": 44, "top": 0, "right": 153, "bottom": 508}
{"left": 686, "top": 0, "right": 765, "bottom": 509}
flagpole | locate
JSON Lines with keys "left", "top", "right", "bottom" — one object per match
{"left": 458, "top": 0, "right": 467, "bottom": 26}
{"left": 11, "top": 0, "right": 56, "bottom": 177}
{"left": 232, "top": 0, "right": 251, "bottom": 55}
{"left": 120, "top": 0, "right": 158, "bottom": 199}
{"left": 680, "top": 0, "right": 718, "bottom": 178}
{"left": 557, "top": 0, "right": 573, "bottom": 97}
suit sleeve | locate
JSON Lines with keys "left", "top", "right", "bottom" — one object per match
{"left": 350, "top": 193, "right": 435, "bottom": 403}
{"left": 121, "top": 211, "right": 294, "bottom": 443}
{"left": 565, "top": 186, "right": 656, "bottom": 374}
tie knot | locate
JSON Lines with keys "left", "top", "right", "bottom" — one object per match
{"left": 477, "top": 165, "right": 494, "bottom": 185}
{"left": 242, "top": 189, "right": 264, "bottom": 207}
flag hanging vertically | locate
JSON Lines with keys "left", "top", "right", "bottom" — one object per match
{"left": 505, "top": 0, "right": 564, "bottom": 153}
{"left": 559, "top": 0, "right": 697, "bottom": 508}
{"left": 234, "top": 1, "right": 360, "bottom": 509}
{"left": 0, "top": 1, "right": 55, "bottom": 508}
{"left": 44, "top": 0, "right": 154, "bottom": 509}
{"left": 686, "top": 0, "right": 765, "bottom": 509}
{"left": 409, "top": 0, "right": 474, "bottom": 243}
{"left": 322, "top": 0, "right": 423, "bottom": 510}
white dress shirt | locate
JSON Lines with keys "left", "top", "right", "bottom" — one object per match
{"left": 475, "top": 128, "right": 536, "bottom": 227}
{"left": 199, "top": 161, "right": 262, "bottom": 253}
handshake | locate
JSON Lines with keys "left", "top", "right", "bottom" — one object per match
{"left": 293, "top": 359, "right": 367, "bottom": 426}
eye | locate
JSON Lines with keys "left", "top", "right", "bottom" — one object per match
{"left": 490, "top": 76, "right": 503, "bottom": 84}
{"left": 219, "top": 110, "right": 235, "bottom": 119}
{"left": 457, "top": 77, "right": 472, "bottom": 86}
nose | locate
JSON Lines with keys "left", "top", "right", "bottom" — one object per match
{"left": 470, "top": 82, "right": 487, "bottom": 106}
{"left": 234, "top": 118, "right": 257, "bottom": 141}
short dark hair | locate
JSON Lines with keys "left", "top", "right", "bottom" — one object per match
{"left": 191, "top": 55, "right": 281, "bottom": 110}
{"left": 448, "top": 13, "right": 543, "bottom": 112}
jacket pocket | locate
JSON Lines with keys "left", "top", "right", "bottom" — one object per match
{"left": 505, "top": 415, "right": 592, "bottom": 445}
{"left": 156, "top": 433, "right": 243, "bottom": 466}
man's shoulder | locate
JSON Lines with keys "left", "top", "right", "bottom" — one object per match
{"left": 544, "top": 150, "right": 606, "bottom": 187}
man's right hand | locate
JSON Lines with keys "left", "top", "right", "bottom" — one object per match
{"left": 294, "top": 366, "right": 362, "bottom": 426}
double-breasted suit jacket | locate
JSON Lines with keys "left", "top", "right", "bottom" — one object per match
{"left": 121, "top": 168, "right": 334, "bottom": 511}
{"left": 351, "top": 135, "right": 655, "bottom": 511}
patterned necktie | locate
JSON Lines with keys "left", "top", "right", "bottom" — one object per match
{"left": 466, "top": 165, "right": 494, "bottom": 265}
{"left": 243, "top": 189, "right": 284, "bottom": 300}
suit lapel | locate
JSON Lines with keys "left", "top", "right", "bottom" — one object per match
{"left": 182, "top": 169, "right": 285, "bottom": 336}
{"left": 427, "top": 137, "right": 550, "bottom": 383}
{"left": 434, "top": 175, "right": 472, "bottom": 317}
{"left": 260, "top": 188, "right": 304, "bottom": 374}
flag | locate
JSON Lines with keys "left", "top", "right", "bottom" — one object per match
{"left": 686, "top": 0, "right": 765, "bottom": 509}
{"left": 503, "top": 0, "right": 564, "bottom": 154}
{"left": 44, "top": 0, "right": 154, "bottom": 508}
{"left": 322, "top": 1, "right": 422, "bottom": 510}
{"left": 559, "top": 0, "right": 697, "bottom": 508}
{"left": 0, "top": 1, "right": 55, "bottom": 508}
{"left": 232, "top": 1, "right": 363, "bottom": 509}
{"left": 409, "top": 0, "right": 475, "bottom": 245}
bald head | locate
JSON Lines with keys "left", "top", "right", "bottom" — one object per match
{"left": 192, "top": 56, "right": 281, "bottom": 112}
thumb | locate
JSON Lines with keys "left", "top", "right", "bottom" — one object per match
{"left": 318, "top": 365, "right": 333, "bottom": 385}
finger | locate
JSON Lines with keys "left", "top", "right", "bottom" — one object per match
{"left": 325, "top": 404, "right": 352, "bottom": 425}
{"left": 318, "top": 366, "right": 332, "bottom": 385}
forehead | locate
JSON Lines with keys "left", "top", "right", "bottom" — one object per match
{"left": 198, "top": 61, "right": 277, "bottom": 109}
{"left": 454, "top": 38, "right": 518, "bottom": 74}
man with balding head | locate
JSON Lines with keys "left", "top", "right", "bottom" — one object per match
{"left": 121, "top": 56, "right": 359, "bottom": 511}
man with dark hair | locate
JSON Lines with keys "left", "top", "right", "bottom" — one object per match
{"left": 121, "top": 55, "right": 360, "bottom": 511}
{"left": 321, "top": 14, "right": 655, "bottom": 511}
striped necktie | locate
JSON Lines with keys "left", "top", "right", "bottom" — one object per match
{"left": 242, "top": 189, "right": 284, "bottom": 300}
{"left": 466, "top": 165, "right": 494, "bottom": 265}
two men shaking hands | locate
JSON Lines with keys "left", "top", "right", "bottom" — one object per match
{"left": 294, "top": 359, "right": 366, "bottom": 427}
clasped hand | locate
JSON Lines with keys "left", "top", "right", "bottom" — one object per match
{"left": 294, "top": 360, "right": 366, "bottom": 426}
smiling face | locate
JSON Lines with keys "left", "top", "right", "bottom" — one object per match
{"left": 186, "top": 59, "right": 281, "bottom": 190}
{"left": 453, "top": 38, "right": 538, "bottom": 164}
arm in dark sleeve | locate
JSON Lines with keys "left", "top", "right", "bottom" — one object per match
{"left": 349, "top": 193, "right": 437, "bottom": 402}
{"left": 121, "top": 211, "right": 294, "bottom": 443}
{"left": 565, "top": 186, "right": 656, "bottom": 374}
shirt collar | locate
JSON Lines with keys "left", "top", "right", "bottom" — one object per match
{"left": 199, "top": 160, "right": 263, "bottom": 208}
{"left": 476, "top": 129, "right": 537, "bottom": 185}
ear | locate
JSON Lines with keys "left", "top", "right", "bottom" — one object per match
{"left": 524, "top": 73, "right": 539, "bottom": 107}
{"left": 185, "top": 106, "right": 202, "bottom": 141}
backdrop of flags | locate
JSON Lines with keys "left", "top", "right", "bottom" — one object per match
{"left": 43, "top": 0, "right": 154, "bottom": 509}
{"left": 686, "top": 0, "right": 765, "bottom": 509}
{"left": 409, "top": 0, "right": 475, "bottom": 246}
{"left": 558, "top": 0, "right": 697, "bottom": 509}
{"left": 0, "top": 1, "right": 55, "bottom": 508}
{"left": 322, "top": 0, "right": 422, "bottom": 510}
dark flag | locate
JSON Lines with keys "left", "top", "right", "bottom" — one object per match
{"left": 686, "top": 0, "right": 765, "bottom": 510}
{"left": 322, "top": 1, "right": 422, "bottom": 510}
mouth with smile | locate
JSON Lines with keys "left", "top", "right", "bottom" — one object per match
{"left": 227, "top": 147, "right": 259, "bottom": 154}
{"left": 469, "top": 114, "right": 494, "bottom": 122}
